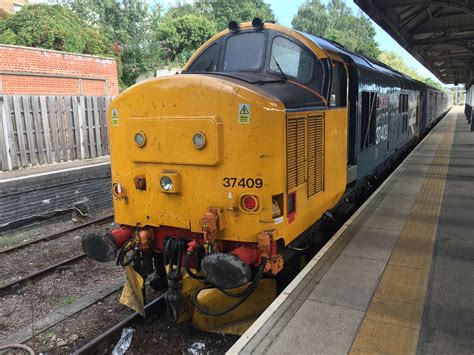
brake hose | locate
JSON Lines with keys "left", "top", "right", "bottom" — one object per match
{"left": 185, "top": 251, "right": 206, "bottom": 280}
{"left": 117, "top": 240, "right": 138, "bottom": 266}
{"left": 191, "top": 258, "right": 267, "bottom": 316}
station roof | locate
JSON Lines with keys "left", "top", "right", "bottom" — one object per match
{"left": 354, "top": 0, "right": 474, "bottom": 86}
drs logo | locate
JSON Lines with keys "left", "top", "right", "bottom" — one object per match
{"left": 376, "top": 124, "right": 388, "bottom": 144}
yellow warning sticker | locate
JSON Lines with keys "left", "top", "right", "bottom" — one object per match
{"left": 238, "top": 104, "right": 250, "bottom": 124}
{"left": 112, "top": 108, "right": 119, "bottom": 127}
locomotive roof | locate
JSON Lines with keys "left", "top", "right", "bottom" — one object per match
{"left": 301, "top": 32, "right": 423, "bottom": 87}
{"left": 184, "top": 21, "right": 443, "bottom": 93}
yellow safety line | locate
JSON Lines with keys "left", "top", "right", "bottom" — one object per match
{"left": 350, "top": 114, "right": 457, "bottom": 354}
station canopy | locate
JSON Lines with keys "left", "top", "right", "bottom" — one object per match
{"left": 354, "top": 0, "right": 474, "bottom": 86}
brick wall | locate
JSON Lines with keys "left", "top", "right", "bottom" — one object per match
{"left": 0, "top": 44, "right": 119, "bottom": 96}
{"left": 0, "top": 164, "right": 112, "bottom": 226}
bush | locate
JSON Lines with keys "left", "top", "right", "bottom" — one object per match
{"left": 0, "top": 4, "right": 111, "bottom": 55}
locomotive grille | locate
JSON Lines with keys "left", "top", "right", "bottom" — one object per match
{"left": 307, "top": 115, "right": 325, "bottom": 197}
{"left": 287, "top": 116, "right": 306, "bottom": 190}
{"left": 286, "top": 113, "right": 325, "bottom": 196}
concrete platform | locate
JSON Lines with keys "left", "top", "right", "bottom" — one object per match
{"left": 229, "top": 106, "right": 474, "bottom": 354}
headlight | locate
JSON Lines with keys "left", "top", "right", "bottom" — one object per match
{"left": 160, "top": 176, "right": 173, "bottom": 191}
{"left": 134, "top": 131, "right": 146, "bottom": 147}
{"left": 192, "top": 132, "right": 206, "bottom": 149}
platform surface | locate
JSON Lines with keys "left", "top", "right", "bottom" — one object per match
{"left": 229, "top": 106, "right": 474, "bottom": 354}
{"left": 0, "top": 156, "right": 110, "bottom": 182}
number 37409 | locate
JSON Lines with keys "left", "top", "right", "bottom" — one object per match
{"left": 222, "top": 177, "right": 263, "bottom": 188}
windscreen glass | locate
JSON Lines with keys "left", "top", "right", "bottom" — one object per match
{"left": 223, "top": 32, "right": 265, "bottom": 71}
{"left": 270, "top": 36, "right": 314, "bottom": 82}
{"left": 188, "top": 43, "right": 219, "bottom": 72}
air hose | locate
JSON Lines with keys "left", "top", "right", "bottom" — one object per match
{"left": 191, "top": 257, "right": 267, "bottom": 316}
{"left": 163, "top": 238, "right": 186, "bottom": 321}
{"left": 185, "top": 251, "right": 205, "bottom": 280}
{"left": 117, "top": 239, "right": 138, "bottom": 266}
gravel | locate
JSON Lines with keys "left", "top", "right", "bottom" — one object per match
{"left": 0, "top": 210, "right": 122, "bottom": 343}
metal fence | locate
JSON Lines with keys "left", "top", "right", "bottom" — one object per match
{"left": 0, "top": 95, "right": 112, "bottom": 171}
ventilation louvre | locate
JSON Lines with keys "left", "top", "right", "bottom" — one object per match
{"left": 286, "top": 113, "right": 325, "bottom": 197}
{"left": 287, "top": 117, "right": 306, "bottom": 190}
{"left": 307, "top": 115, "right": 325, "bottom": 197}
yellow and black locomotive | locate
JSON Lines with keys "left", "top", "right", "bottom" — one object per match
{"left": 82, "top": 19, "right": 450, "bottom": 333}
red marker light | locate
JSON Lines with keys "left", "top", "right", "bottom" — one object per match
{"left": 242, "top": 195, "right": 258, "bottom": 212}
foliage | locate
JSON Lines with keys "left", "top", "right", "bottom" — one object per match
{"left": 66, "top": 0, "right": 163, "bottom": 87}
{"left": 422, "top": 77, "right": 444, "bottom": 91}
{"left": 377, "top": 51, "right": 444, "bottom": 90}
{"left": 154, "top": 0, "right": 274, "bottom": 66}
{"left": 154, "top": 14, "right": 216, "bottom": 65}
{"left": 195, "top": 0, "right": 274, "bottom": 31}
{"left": 1, "top": 1, "right": 274, "bottom": 87}
{"left": 0, "top": 4, "right": 110, "bottom": 55}
{"left": 292, "top": 0, "right": 381, "bottom": 59}
{"left": 164, "top": 0, "right": 274, "bottom": 31}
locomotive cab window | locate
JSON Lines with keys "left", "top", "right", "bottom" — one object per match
{"left": 188, "top": 43, "right": 220, "bottom": 72}
{"left": 270, "top": 36, "right": 314, "bottom": 82}
{"left": 329, "top": 61, "right": 347, "bottom": 107}
{"left": 223, "top": 32, "right": 265, "bottom": 71}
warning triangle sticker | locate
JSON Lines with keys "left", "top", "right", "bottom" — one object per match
{"left": 239, "top": 105, "right": 249, "bottom": 115}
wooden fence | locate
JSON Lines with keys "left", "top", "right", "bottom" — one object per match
{"left": 0, "top": 95, "right": 112, "bottom": 171}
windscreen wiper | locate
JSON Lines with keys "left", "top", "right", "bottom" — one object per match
{"left": 272, "top": 56, "right": 287, "bottom": 81}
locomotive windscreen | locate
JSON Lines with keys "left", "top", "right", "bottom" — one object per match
{"left": 186, "top": 28, "right": 330, "bottom": 108}
{"left": 187, "top": 30, "right": 316, "bottom": 82}
{"left": 223, "top": 32, "right": 265, "bottom": 71}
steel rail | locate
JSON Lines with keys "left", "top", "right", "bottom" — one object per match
{"left": 73, "top": 293, "right": 167, "bottom": 355}
{"left": 0, "top": 214, "right": 114, "bottom": 254}
{"left": 0, "top": 253, "right": 87, "bottom": 295}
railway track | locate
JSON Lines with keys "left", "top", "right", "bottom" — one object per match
{"left": 0, "top": 214, "right": 114, "bottom": 254}
{"left": 0, "top": 253, "right": 87, "bottom": 295}
{"left": 0, "top": 214, "right": 114, "bottom": 295}
{"left": 73, "top": 293, "right": 167, "bottom": 355}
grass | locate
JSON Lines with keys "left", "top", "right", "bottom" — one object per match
{"left": 60, "top": 296, "right": 75, "bottom": 306}
{"left": 0, "top": 233, "right": 29, "bottom": 249}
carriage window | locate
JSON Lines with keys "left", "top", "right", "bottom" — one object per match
{"left": 270, "top": 36, "right": 314, "bottom": 82}
{"left": 399, "top": 94, "right": 409, "bottom": 133}
{"left": 188, "top": 43, "right": 219, "bottom": 72}
{"left": 329, "top": 61, "right": 346, "bottom": 107}
{"left": 360, "top": 92, "right": 377, "bottom": 150}
{"left": 223, "top": 32, "right": 265, "bottom": 71}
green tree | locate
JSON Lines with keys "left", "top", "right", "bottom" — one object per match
{"left": 154, "top": 0, "right": 273, "bottom": 66}
{"left": 155, "top": 14, "right": 216, "bottom": 65}
{"left": 163, "top": 0, "right": 274, "bottom": 32}
{"left": 66, "top": 0, "right": 162, "bottom": 87}
{"left": 292, "top": 0, "right": 381, "bottom": 59}
{"left": 422, "top": 77, "right": 444, "bottom": 91}
{"left": 377, "top": 51, "right": 444, "bottom": 90}
{"left": 0, "top": 4, "right": 110, "bottom": 55}
{"left": 195, "top": 0, "right": 274, "bottom": 31}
